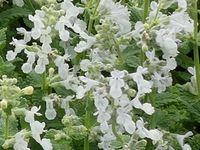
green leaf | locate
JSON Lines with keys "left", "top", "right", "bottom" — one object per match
{"left": 0, "top": 115, "right": 18, "bottom": 147}
{"left": 0, "top": 56, "right": 16, "bottom": 76}
{"left": 176, "top": 53, "right": 194, "bottom": 69}
{"left": 0, "top": 7, "right": 31, "bottom": 27}
{"left": 129, "top": 7, "right": 143, "bottom": 23}
{"left": 0, "top": 28, "right": 7, "bottom": 51}
{"left": 120, "top": 45, "right": 140, "bottom": 70}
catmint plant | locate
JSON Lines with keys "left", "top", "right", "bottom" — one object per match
{"left": 0, "top": 0, "right": 198, "bottom": 149}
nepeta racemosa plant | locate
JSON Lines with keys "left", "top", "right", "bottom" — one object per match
{"left": 0, "top": 0, "right": 198, "bottom": 149}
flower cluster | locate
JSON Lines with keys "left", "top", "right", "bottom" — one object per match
{"left": 2, "top": 0, "right": 195, "bottom": 149}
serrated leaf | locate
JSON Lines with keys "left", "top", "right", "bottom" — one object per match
{"left": 176, "top": 53, "right": 194, "bottom": 69}
{"left": 0, "top": 7, "right": 31, "bottom": 27}
{"left": 0, "top": 28, "right": 7, "bottom": 51}
{"left": 129, "top": 7, "right": 143, "bottom": 23}
{"left": 121, "top": 45, "right": 140, "bottom": 68}
{"left": 0, "top": 115, "right": 18, "bottom": 146}
{"left": 0, "top": 56, "right": 15, "bottom": 76}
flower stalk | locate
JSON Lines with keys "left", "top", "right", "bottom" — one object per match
{"left": 4, "top": 114, "right": 9, "bottom": 140}
{"left": 192, "top": 0, "right": 200, "bottom": 96}
{"left": 141, "top": 0, "right": 150, "bottom": 65}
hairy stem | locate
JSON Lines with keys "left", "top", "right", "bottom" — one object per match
{"left": 192, "top": 0, "right": 200, "bottom": 95}
{"left": 84, "top": 95, "right": 92, "bottom": 150}
{"left": 42, "top": 72, "right": 48, "bottom": 96}
{"left": 4, "top": 114, "right": 9, "bottom": 139}
{"left": 88, "top": 0, "right": 100, "bottom": 33}
{"left": 111, "top": 109, "right": 124, "bottom": 144}
{"left": 145, "top": 92, "right": 156, "bottom": 150}
{"left": 141, "top": 0, "right": 150, "bottom": 65}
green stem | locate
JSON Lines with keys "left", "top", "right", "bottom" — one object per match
{"left": 111, "top": 109, "right": 124, "bottom": 144}
{"left": 141, "top": 0, "right": 150, "bottom": 65}
{"left": 42, "top": 72, "right": 48, "bottom": 96}
{"left": 28, "top": 0, "right": 35, "bottom": 11}
{"left": 143, "top": 0, "right": 150, "bottom": 22}
{"left": 192, "top": 0, "right": 200, "bottom": 96}
{"left": 84, "top": 96, "right": 91, "bottom": 150}
{"left": 88, "top": 0, "right": 100, "bottom": 33}
{"left": 4, "top": 114, "right": 9, "bottom": 139}
{"left": 84, "top": 135, "right": 90, "bottom": 150}
{"left": 145, "top": 92, "right": 156, "bottom": 150}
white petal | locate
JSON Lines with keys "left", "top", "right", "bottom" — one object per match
{"left": 22, "top": 63, "right": 33, "bottom": 73}
{"left": 142, "top": 103, "right": 155, "bottom": 115}
{"left": 6, "top": 50, "right": 17, "bottom": 61}
{"left": 40, "top": 138, "right": 53, "bottom": 150}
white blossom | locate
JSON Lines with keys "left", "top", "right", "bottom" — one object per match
{"left": 109, "top": 70, "right": 125, "bottom": 99}
{"left": 14, "top": 132, "right": 30, "bottom": 150}
{"left": 25, "top": 106, "right": 41, "bottom": 124}
{"left": 45, "top": 98, "right": 57, "bottom": 120}
{"left": 136, "top": 119, "right": 163, "bottom": 142}
{"left": 99, "top": 0, "right": 131, "bottom": 34}
{"left": 130, "top": 66, "right": 152, "bottom": 95}
{"left": 176, "top": 131, "right": 193, "bottom": 150}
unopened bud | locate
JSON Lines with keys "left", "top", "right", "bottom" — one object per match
{"left": 21, "top": 86, "right": 34, "bottom": 95}
{"left": 0, "top": 99, "right": 8, "bottom": 109}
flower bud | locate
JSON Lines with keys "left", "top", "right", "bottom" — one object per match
{"left": 62, "top": 115, "right": 79, "bottom": 126}
{"left": 0, "top": 99, "right": 8, "bottom": 109}
{"left": 21, "top": 86, "right": 34, "bottom": 95}
{"left": 2, "top": 138, "right": 15, "bottom": 149}
{"left": 12, "top": 108, "right": 26, "bottom": 116}
{"left": 128, "top": 89, "right": 136, "bottom": 97}
{"left": 69, "top": 125, "right": 87, "bottom": 140}
{"left": 54, "top": 133, "right": 69, "bottom": 141}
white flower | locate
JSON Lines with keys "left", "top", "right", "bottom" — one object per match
{"left": 176, "top": 131, "right": 193, "bottom": 150}
{"left": 94, "top": 94, "right": 109, "bottom": 112}
{"left": 94, "top": 94, "right": 111, "bottom": 123}
{"left": 136, "top": 119, "right": 163, "bottom": 141}
{"left": 14, "top": 132, "right": 30, "bottom": 150}
{"left": 17, "top": 28, "right": 31, "bottom": 43}
{"left": 74, "top": 34, "right": 96, "bottom": 53}
{"left": 29, "top": 10, "right": 45, "bottom": 39}
{"left": 151, "top": 72, "right": 172, "bottom": 93}
{"left": 40, "top": 138, "right": 53, "bottom": 150}
{"left": 55, "top": 16, "right": 70, "bottom": 41}
{"left": 170, "top": 11, "right": 193, "bottom": 33}
{"left": 6, "top": 50, "right": 17, "bottom": 61}
{"left": 76, "top": 86, "right": 87, "bottom": 99}
{"left": 54, "top": 55, "right": 70, "bottom": 79}
{"left": 34, "top": 53, "right": 49, "bottom": 74}
{"left": 12, "top": 0, "right": 24, "bottom": 7}
{"left": 45, "top": 98, "right": 57, "bottom": 120}
{"left": 99, "top": 0, "right": 131, "bottom": 34}
{"left": 30, "top": 121, "right": 46, "bottom": 143}
{"left": 61, "top": 96, "right": 75, "bottom": 115}
{"left": 25, "top": 106, "right": 41, "bottom": 124}
{"left": 132, "top": 21, "right": 145, "bottom": 38}
{"left": 116, "top": 111, "right": 136, "bottom": 134}
{"left": 109, "top": 70, "right": 125, "bottom": 99}
{"left": 79, "top": 76, "right": 99, "bottom": 91}
{"left": 61, "top": 0, "right": 84, "bottom": 17}
{"left": 21, "top": 50, "right": 36, "bottom": 73}
{"left": 156, "top": 29, "right": 178, "bottom": 59}
{"left": 7, "top": 38, "right": 27, "bottom": 59}
{"left": 80, "top": 59, "right": 92, "bottom": 71}
{"left": 40, "top": 26, "right": 52, "bottom": 53}
{"left": 131, "top": 96, "right": 155, "bottom": 115}
{"left": 177, "top": 0, "right": 187, "bottom": 9}
{"left": 130, "top": 66, "right": 152, "bottom": 95}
